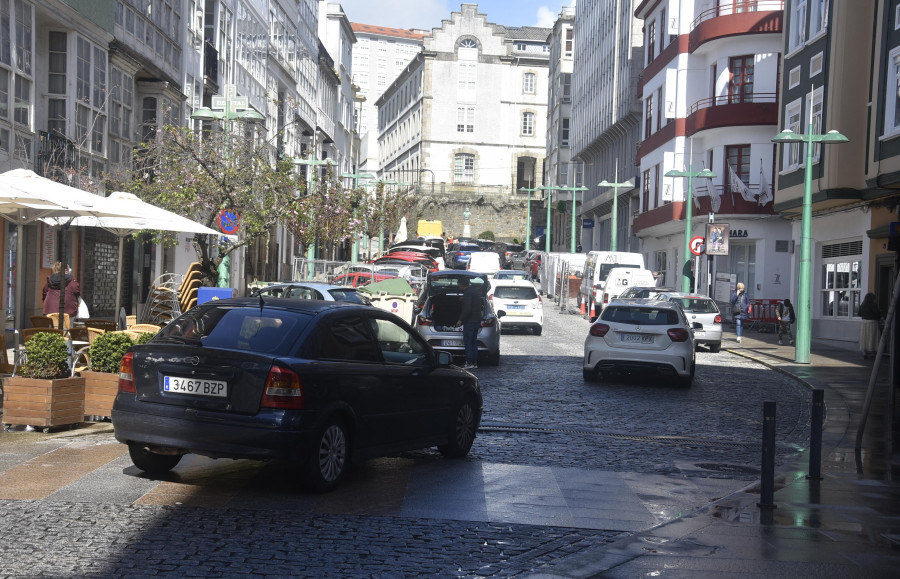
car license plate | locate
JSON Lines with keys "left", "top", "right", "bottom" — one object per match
{"left": 694, "top": 330, "right": 705, "bottom": 337}
{"left": 442, "top": 339, "right": 463, "bottom": 347}
{"left": 620, "top": 333, "right": 653, "bottom": 344}
{"left": 508, "top": 304, "right": 525, "bottom": 310}
{"left": 163, "top": 376, "right": 227, "bottom": 397}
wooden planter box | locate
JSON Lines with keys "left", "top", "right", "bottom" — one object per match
{"left": 82, "top": 371, "right": 119, "bottom": 419}
{"left": 2, "top": 376, "right": 85, "bottom": 429}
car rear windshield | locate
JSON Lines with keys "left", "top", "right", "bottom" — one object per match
{"left": 159, "top": 307, "right": 312, "bottom": 354}
{"left": 673, "top": 298, "right": 719, "bottom": 313}
{"left": 494, "top": 286, "right": 538, "bottom": 300}
{"left": 432, "top": 276, "right": 486, "bottom": 290}
{"left": 601, "top": 306, "right": 680, "bottom": 326}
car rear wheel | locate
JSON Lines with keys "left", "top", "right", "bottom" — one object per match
{"left": 128, "top": 443, "right": 182, "bottom": 474}
{"left": 438, "top": 399, "right": 477, "bottom": 458}
{"left": 304, "top": 419, "right": 349, "bottom": 493}
{"left": 533, "top": 326, "right": 542, "bottom": 336}
{"left": 678, "top": 360, "right": 696, "bottom": 387}
{"left": 709, "top": 342, "right": 721, "bottom": 353}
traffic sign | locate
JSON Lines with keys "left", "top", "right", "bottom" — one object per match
{"left": 690, "top": 235, "right": 705, "bottom": 255}
{"left": 218, "top": 210, "right": 240, "bottom": 234}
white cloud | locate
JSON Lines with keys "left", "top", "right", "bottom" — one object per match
{"left": 338, "top": 0, "right": 449, "bottom": 31}
{"left": 535, "top": 6, "right": 556, "bottom": 27}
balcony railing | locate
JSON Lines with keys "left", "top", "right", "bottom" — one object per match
{"left": 688, "top": 92, "right": 778, "bottom": 115}
{"left": 35, "top": 130, "right": 76, "bottom": 178}
{"left": 690, "top": 1, "right": 785, "bottom": 30}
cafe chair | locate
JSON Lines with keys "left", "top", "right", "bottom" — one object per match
{"left": 30, "top": 315, "right": 54, "bottom": 329}
{"left": 129, "top": 323, "right": 163, "bottom": 335}
{"left": 46, "top": 313, "right": 71, "bottom": 330}
{"left": 69, "top": 327, "right": 106, "bottom": 375}
{"left": 83, "top": 319, "right": 117, "bottom": 333}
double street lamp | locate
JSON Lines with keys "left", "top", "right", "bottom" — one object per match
{"left": 538, "top": 184, "right": 588, "bottom": 253}
{"left": 598, "top": 161, "right": 634, "bottom": 252}
{"left": 518, "top": 186, "right": 539, "bottom": 251}
{"left": 665, "top": 162, "right": 716, "bottom": 293}
{"left": 772, "top": 125, "right": 849, "bottom": 364}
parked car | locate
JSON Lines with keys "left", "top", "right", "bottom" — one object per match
{"left": 388, "top": 242, "right": 445, "bottom": 269}
{"left": 466, "top": 251, "right": 502, "bottom": 276}
{"left": 446, "top": 242, "right": 482, "bottom": 269}
{"left": 492, "top": 269, "right": 530, "bottom": 281}
{"left": 509, "top": 250, "right": 530, "bottom": 270}
{"left": 583, "top": 299, "right": 697, "bottom": 387}
{"left": 488, "top": 279, "right": 543, "bottom": 335}
{"left": 331, "top": 272, "right": 398, "bottom": 288}
{"left": 618, "top": 286, "right": 674, "bottom": 299}
{"left": 503, "top": 243, "right": 524, "bottom": 267}
{"left": 373, "top": 252, "right": 439, "bottom": 273}
{"left": 112, "top": 299, "right": 482, "bottom": 492}
{"left": 250, "top": 282, "right": 372, "bottom": 305}
{"left": 414, "top": 270, "right": 502, "bottom": 365}
{"left": 653, "top": 292, "right": 723, "bottom": 352}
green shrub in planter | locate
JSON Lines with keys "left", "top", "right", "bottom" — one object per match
{"left": 133, "top": 332, "right": 156, "bottom": 345}
{"left": 21, "top": 332, "right": 71, "bottom": 379}
{"left": 89, "top": 332, "right": 134, "bottom": 374}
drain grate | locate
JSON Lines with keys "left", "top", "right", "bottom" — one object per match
{"left": 478, "top": 423, "right": 759, "bottom": 450}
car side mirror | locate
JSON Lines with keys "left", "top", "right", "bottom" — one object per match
{"left": 436, "top": 350, "right": 453, "bottom": 366}
{"left": 497, "top": 311, "right": 506, "bottom": 318}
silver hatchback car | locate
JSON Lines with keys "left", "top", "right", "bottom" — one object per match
{"left": 583, "top": 299, "right": 697, "bottom": 387}
{"left": 414, "top": 270, "right": 502, "bottom": 365}
{"left": 654, "top": 292, "right": 723, "bottom": 352}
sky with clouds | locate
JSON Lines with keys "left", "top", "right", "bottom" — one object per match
{"left": 336, "top": 1, "right": 576, "bottom": 31}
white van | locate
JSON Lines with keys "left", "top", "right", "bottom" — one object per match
{"left": 467, "top": 251, "right": 502, "bottom": 276}
{"left": 579, "top": 251, "right": 646, "bottom": 319}
{"left": 592, "top": 267, "right": 657, "bottom": 319}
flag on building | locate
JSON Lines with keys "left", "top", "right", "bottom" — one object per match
{"left": 758, "top": 167, "right": 773, "bottom": 206}
{"left": 728, "top": 162, "right": 756, "bottom": 202}
{"left": 709, "top": 177, "right": 722, "bottom": 213}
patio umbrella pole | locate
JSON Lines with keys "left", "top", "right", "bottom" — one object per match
{"left": 115, "top": 235, "right": 124, "bottom": 328}
{"left": 14, "top": 212, "right": 24, "bottom": 349}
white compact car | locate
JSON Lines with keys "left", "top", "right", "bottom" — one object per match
{"left": 488, "top": 279, "right": 543, "bottom": 335}
{"left": 583, "top": 299, "right": 697, "bottom": 387}
{"left": 654, "top": 292, "right": 723, "bottom": 352}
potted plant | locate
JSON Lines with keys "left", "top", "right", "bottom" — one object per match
{"left": 82, "top": 332, "right": 134, "bottom": 420}
{"left": 2, "top": 331, "right": 85, "bottom": 432}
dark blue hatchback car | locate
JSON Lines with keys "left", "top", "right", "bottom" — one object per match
{"left": 112, "top": 298, "right": 482, "bottom": 492}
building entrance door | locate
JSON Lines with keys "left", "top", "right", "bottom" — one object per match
{"left": 730, "top": 242, "right": 756, "bottom": 297}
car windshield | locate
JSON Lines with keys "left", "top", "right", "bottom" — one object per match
{"left": 673, "top": 298, "right": 719, "bottom": 313}
{"left": 328, "top": 289, "right": 372, "bottom": 305}
{"left": 601, "top": 306, "right": 680, "bottom": 326}
{"left": 159, "top": 306, "right": 312, "bottom": 355}
{"left": 493, "top": 286, "right": 538, "bottom": 300}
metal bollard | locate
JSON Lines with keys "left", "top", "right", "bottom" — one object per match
{"left": 807, "top": 389, "right": 824, "bottom": 480}
{"left": 758, "top": 401, "right": 777, "bottom": 509}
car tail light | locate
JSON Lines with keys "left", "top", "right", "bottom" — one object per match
{"left": 667, "top": 328, "right": 690, "bottom": 342}
{"left": 118, "top": 352, "right": 135, "bottom": 393}
{"left": 417, "top": 315, "right": 433, "bottom": 326}
{"left": 261, "top": 365, "right": 304, "bottom": 409}
{"left": 589, "top": 323, "right": 610, "bottom": 337}
{"left": 714, "top": 314, "right": 722, "bottom": 324}
{"left": 481, "top": 317, "right": 496, "bottom": 328}
{"left": 536, "top": 296, "right": 543, "bottom": 309}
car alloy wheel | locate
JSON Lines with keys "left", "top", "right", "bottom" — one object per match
{"left": 438, "top": 400, "right": 477, "bottom": 458}
{"left": 305, "top": 419, "right": 349, "bottom": 492}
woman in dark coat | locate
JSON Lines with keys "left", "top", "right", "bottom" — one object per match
{"left": 858, "top": 292, "right": 881, "bottom": 359}
{"left": 42, "top": 262, "right": 81, "bottom": 317}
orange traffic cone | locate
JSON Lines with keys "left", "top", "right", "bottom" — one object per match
{"left": 589, "top": 302, "right": 596, "bottom": 320}
{"left": 579, "top": 301, "right": 586, "bottom": 315}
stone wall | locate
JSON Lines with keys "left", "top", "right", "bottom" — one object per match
{"left": 410, "top": 186, "right": 534, "bottom": 243}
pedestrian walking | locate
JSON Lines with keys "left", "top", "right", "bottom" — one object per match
{"left": 775, "top": 298, "right": 796, "bottom": 346}
{"left": 730, "top": 282, "right": 750, "bottom": 343}
{"left": 42, "top": 262, "right": 81, "bottom": 317}
{"left": 455, "top": 277, "right": 482, "bottom": 369}
{"left": 858, "top": 292, "right": 882, "bottom": 359}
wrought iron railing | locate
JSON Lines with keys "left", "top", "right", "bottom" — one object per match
{"left": 687, "top": 92, "right": 778, "bottom": 116}
{"left": 690, "top": 1, "right": 784, "bottom": 30}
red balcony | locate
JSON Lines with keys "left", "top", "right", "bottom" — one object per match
{"left": 686, "top": 93, "right": 779, "bottom": 136}
{"left": 689, "top": 2, "right": 784, "bottom": 53}
{"left": 633, "top": 187, "right": 777, "bottom": 235}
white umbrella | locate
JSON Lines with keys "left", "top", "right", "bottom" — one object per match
{"left": 43, "top": 192, "right": 219, "bottom": 326}
{"left": 0, "top": 170, "right": 141, "bottom": 337}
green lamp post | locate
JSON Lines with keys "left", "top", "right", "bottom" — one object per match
{"left": 518, "top": 186, "right": 539, "bottom": 251}
{"left": 294, "top": 154, "right": 337, "bottom": 277}
{"left": 341, "top": 171, "right": 375, "bottom": 263}
{"left": 665, "top": 164, "right": 716, "bottom": 292}
{"left": 598, "top": 163, "right": 634, "bottom": 252}
{"left": 537, "top": 186, "right": 553, "bottom": 253}
{"left": 772, "top": 126, "right": 848, "bottom": 364}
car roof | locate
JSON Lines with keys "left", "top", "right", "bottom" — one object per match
{"left": 263, "top": 282, "right": 351, "bottom": 292}
{"left": 429, "top": 270, "right": 488, "bottom": 281}
{"left": 607, "top": 298, "right": 681, "bottom": 310}
{"left": 657, "top": 292, "right": 713, "bottom": 299}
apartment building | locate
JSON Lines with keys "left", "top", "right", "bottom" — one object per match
{"left": 570, "top": 0, "right": 643, "bottom": 255}
{"left": 376, "top": 3, "right": 549, "bottom": 240}
{"left": 634, "top": 0, "right": 789, "bottom": 294}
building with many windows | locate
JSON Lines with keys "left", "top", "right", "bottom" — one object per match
{"left": 376, "top": 3, "right": 550, "bottom": 240}
{"left": 634, "top": 0, "right": 789, "bottom": 294}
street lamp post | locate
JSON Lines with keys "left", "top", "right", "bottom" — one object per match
{"left": 537, "top": 186, "right": 552, "bottom": 253}
{"left": 191, "top": 84, "right": 265, "bottom": 288}
{"left": 598, "top": 161, "right": 634, "bottom": 252}
{"left": 772, "top": 125, "right": 849, "bottom": 364}
{"left": 376, "top": 179, "right": 398, "bottom": 256}
{"left": 341, "top": 171, "right": 375, "bottom": 263}
{"left": 665, "top": 146, "right": 716, "bottom": 292}
{"left": 294, "top": 152, "right": 337, "bottom": 277}
{"left": 539, "top": 185, "right": 588, "bottom": 253}
{"left": 518, "top": 186, "right": 539, "bottom": 251}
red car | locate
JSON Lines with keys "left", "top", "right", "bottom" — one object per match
{"left": 372, "top": 252, "right": 439, "bottom": 273}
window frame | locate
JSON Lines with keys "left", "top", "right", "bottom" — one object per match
{"left": 521, "top": 111, "right": 534, "bottom": 136}
{"left": 454, "top": 153, "right": 475, "bottom": 184}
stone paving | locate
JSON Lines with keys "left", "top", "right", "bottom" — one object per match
{"left": 0, "top": 298, "right": 818, "bottom": 577}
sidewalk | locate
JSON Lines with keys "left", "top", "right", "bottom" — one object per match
{"left": 528, "top": 328, "right": 900, "bottom": 578}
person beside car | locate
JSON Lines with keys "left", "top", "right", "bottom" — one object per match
{"left": 456, "top": 277, "right": 482, "bottom": 369}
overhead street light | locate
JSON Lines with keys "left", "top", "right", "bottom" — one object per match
{"left": 665, "top": 149, "right": 715, "bottom": 293}
{"left": 598, "top": 160, "right": 634, "bottom": 252}
{"left": 771, "top": 126, "right": 849, "bottom": 364}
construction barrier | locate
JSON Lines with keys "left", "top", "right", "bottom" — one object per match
{"left": 747, "top": 298, "right": 781, "bottom": 332}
